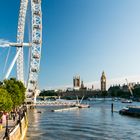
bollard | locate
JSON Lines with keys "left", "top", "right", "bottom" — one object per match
{"left": 111, "top": 103, "right": 113, "bottom": 113}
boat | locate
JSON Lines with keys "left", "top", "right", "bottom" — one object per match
{"left": 76, "top": 95, "right": 90, "bottom": 108}
{"left": 112, "top": 97, "right": 120, "bottom": 102}
{"left": 121, "top": 99, "right": 132, "bottom": 103}
{"left": 77, "top": 104, "right": 90, "bottom": 108}
{"left": 88, "top": 98, "right": 95, "bottom": 101}
{"left": 119, "top": 105, "right": 140, "bottom": 117}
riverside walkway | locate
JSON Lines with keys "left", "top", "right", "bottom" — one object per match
{"left": 0, "top": 118, "right": 18, "bottom": 140}
{"left": 0, "top": 106, "right": 27, "bottom": 140}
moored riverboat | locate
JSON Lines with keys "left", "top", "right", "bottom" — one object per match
{"left": 77, "top": 104, "right": 90, "bottom": 108}
{"left": 119, "top": 105, "right": 140, "bottom": 117}
{"left": 121, "top": 99, "right": 132, "bottom": 103}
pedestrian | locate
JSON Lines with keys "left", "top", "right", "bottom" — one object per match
{"left": 0, "top": 118, "right": 3, "bottom": 130}
{"left": 13, "top": 113, "right": 15, "bottom": 122}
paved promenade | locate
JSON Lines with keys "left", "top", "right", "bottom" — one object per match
{"left": 0, "top": 117, "right": 18, "bottom": 139}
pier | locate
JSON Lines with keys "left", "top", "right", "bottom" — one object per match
{"left": 35, "top": 100, "right": 77, "bottom": 107}
{"left": 52, "top": 107, "right": 79, "bottom": 112}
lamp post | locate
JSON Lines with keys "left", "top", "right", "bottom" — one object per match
{"left": 5, "top": 114, "right": 9, "bottom": 140}
{"left": 18, "top": 109, "right": 22, "bottom": 135}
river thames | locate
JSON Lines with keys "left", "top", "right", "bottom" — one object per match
{"left": 25, "top": 100, "right": 140, "bottom": 140}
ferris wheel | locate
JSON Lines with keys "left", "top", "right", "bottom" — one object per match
{"left": 1, "top": 0, "right": 42, "bottom": 98}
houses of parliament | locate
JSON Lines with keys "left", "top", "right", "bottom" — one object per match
{"left": 72, "top": 71, "right": 107, "bottom": 91}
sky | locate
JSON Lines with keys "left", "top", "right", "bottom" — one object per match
{"left": 0, "top": 0, "right": 140, "bottom": 90}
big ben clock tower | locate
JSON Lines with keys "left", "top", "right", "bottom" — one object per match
{"left": 101, "top": 71, "right": 106, "bottom": 91}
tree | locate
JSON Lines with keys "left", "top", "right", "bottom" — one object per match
{"left": 108, "top": 86, "right": 121, "bottom": 97}
{"left": 39, "top": 90, "right": 58, "bottom": 96}
{"left": 101, "top": 91, "right": 108, "bottom": 98}
{"left": 0, "top": 88, "right": 13, "bottom": 112}
{"left": 0, "top": 81, "right": 3, "bottom": 86}
{"left": 133, "top": 87, "right": 140, "bottom": 97}
{"left": 15, "top": 80, "right": 26, "bottom": 102}
{"left": 3, "top": 78, "right": 26, "bottom": 108}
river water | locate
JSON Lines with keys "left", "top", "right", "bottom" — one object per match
{"left": 25, "top": 100, "right": 140, "bottom": 140}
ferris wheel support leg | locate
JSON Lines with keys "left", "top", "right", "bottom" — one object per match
{"left": 5, "top": 49, "right": 21, "bottom": 79}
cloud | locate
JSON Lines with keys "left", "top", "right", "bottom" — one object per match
{"left": 0, "top": 39, "right": 10, "bottom": 47}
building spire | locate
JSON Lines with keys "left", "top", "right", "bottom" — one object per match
{"left": 101, "top": 71, "right": 106, "bottom": 91}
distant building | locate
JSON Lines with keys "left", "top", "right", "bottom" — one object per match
{"left": 101, "top": 71, "right": 106, "bottom": 91}
{"left": 92, "top": 85, "right": 94, "bottom": 90}
{"left": 81, "top": 80, "right": 84, "bottom": 89}
{"left": 73, "top": 76, "right": 80, "bottom": 90}
{"left": 80, "top": 80, "right": 87, "bottom": 90}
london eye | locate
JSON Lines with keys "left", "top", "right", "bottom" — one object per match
{"left": 0, "top": 0, "right": 42, "bottom": 101}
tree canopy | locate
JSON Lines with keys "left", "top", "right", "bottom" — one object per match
{"left": 108, "top": 85, "right": 140, "bottom": 98}
{"left": 3, "top": 78, "right": 26, "bottom": 108}
{"left": 0, "top": 78, "right": 26, "bottom": 112}
{"left": 39, "top": 90, "right": 58, "bottom": 96}
{"left": 0, "top": 88, "right": 13, "bottom": 112}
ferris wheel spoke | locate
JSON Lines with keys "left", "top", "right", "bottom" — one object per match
{"left": 5, "top": 49, "right": 22, "bottom": 79}
{"left": 3, "top": 47, "right": 11, "bottom": 74}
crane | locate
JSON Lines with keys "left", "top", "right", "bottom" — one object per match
{"left": 125, "top": 78, "right": 133, "bottom": 97}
